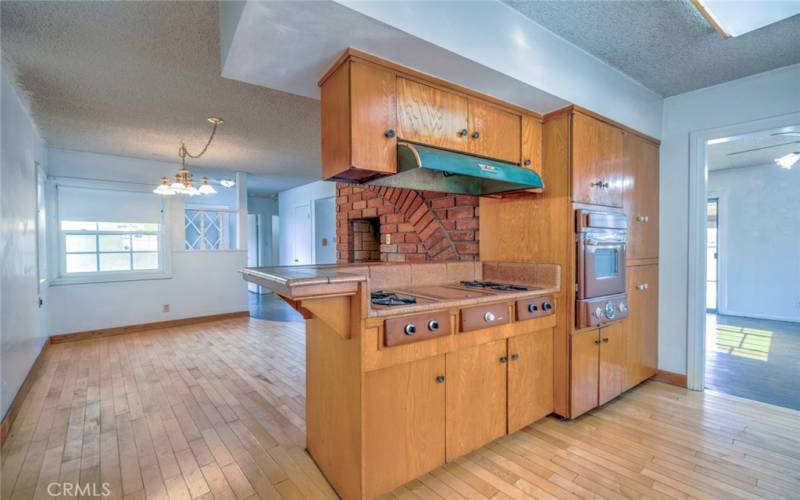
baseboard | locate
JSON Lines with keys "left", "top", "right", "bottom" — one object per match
{"left": 50, "top": 310, "right": 250, "bottom": 344}
{"left": 1, "top": 341, "right": 49, "bottom": 446}
{"left": 652, "top": 370, "right": 688, "bottom": 388}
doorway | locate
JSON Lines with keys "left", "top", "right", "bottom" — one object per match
{"left": 705, "top": 198, "right": 718, "bottom": 313}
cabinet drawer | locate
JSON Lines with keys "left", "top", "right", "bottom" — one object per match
{"left": 516, "top": 295, "right": 555, "bottom": 321}
{"left": 384, "top": 311, "right": 451, "bottom": 347}
{"left": 460, "top": 303, "right": 510, "bottom": 332}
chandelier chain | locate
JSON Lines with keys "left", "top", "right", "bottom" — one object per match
{"left": 179, "top": 119, "right": 220, "bottom": 162}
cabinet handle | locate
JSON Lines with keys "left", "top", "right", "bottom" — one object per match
{"left": 590, "top": 180, "right": 605, "bottom": 188}
{"left": 637, "top": 283, "right": 649, "bottom": 291}
{"left": 458, "top": 128, "right": 468, "bottom": 137}
{"left": 435, "top": 375, "right": 445, "bottom": 384}
{"left": 511, "top": 353, "right": 520, "bottom": 361}
{"left": 499, "top": 356, "right": 508, "bottom": 364}
{"left": 593, "top": 339, "right": 602, "bottom": 345}
{"left": 523, "top": 159, "right": 531, "bottom": 166}
{"left": 471, "top": 131, "right": 480, "bottom": 139}
{"left": 384, "top": 129, "right": 396, "bottom": 138}
{"left": 602, "top": 337, "right": 609, "bottom": 343}
{"left": 636, "top": 215, "right": 649, "bottom": 222}
{"left": 602, "top": 181, "right": 610, "bottom": 189}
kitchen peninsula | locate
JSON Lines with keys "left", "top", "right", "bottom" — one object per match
{"left": 243, "top": 261, "right": 560, "bottom": 499}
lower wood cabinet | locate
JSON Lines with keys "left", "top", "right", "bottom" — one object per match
{"left": 446, "top": 339, "right": 507, "bottom": 459}
{"left": 508, "top": 329, "right": 553, "bottom": 432}
{"left": 364, "top": 355, "right": 446, "bottom": 499}
{"left": 624, "top": 264, "right": 659, "bottom": 390}
{"left": 570, "top": 322, "right": 626, "bottom": 417}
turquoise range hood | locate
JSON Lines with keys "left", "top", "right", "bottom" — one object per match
{"left": 366, "top": 142, "right": 544, "bottom": 195}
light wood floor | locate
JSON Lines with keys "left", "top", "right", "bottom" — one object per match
{"left": 3, "top": 317, "right": 800, "bottom": 500}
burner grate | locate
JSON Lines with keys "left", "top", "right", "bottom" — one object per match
{"left": 371, "top": 291, "right": 418, "bottom": 306}
{"left": 460, "top": 280, "right": 529, "bottom": 291}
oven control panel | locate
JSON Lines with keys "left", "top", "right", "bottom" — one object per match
{"left": 515, "top": 295, "right": 555, "bottom": 321}
{"left": 384, "top": 310, "right": 451, "bottom": 347}
{"left": 576, "top": 293, "right": 628, "bottom": 329}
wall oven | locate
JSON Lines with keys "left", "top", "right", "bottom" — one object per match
{"left": 576, "top": 209, "right": 629, "bottom": 328}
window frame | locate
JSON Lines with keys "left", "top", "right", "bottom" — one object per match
{"left": 183, "top": 205, "right": 238, "bottom": 252}
{"left": 51, "top": 177, "right": 173, "bottom": 286}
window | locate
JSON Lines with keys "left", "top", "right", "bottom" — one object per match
{"left": 184, "top": 209, "right": 236, "bottom": 250}
{"left": 55, "top": 183, "right": 168, "bottom": 283}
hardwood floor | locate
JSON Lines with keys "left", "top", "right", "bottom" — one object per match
{"left": 3, "top": 317, "right": 800, "bottom": 500}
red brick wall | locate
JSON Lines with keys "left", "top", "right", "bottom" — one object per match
{"left": 336, "top": 184, "right": 479, "bottom": 263}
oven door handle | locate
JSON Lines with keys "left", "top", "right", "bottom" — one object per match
{"left": 585, "top": 239, "right": 626, "bottom": 247}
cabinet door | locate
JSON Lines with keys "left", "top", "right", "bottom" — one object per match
{"left": 508, "top": 329, "right": 553, "bottom": 433}
{"left": 520, "top": 114, "right": 543, "bottom": 175}
{"left": 350, "top": 61, "right": 397, "bottom": 175}
{"left": 364, "top": 355, "right": 446, "bottom": 498}
{"left": 468, "top": 99, "right": 521, "bottom": 163}
{"left": 624, "top": 265, "right": 659, "bottom": 390}
{"left": 397, "top": 77, "right": 469, "bottom": 152}
{"left": 623, "top": 133, "right": 659, "bottom": 261}
{"left": 598, "top": 322, "right": 626, "bottom": 405}
{"left": 446, "top": 339, "right": 507, "bottom": 459}
{"left": 570, "top": 329, "right": 599, "bottom": 418}
{"left": 572, "top": 112, "right": 623, "bottom": 207}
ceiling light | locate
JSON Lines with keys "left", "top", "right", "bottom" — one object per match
{"left": 220, "top": 179, "right": 236, "bottom": 188}
{"left": 155, "top": 116, "right": 224, "bottom": 196}
{"left": 774, "top": 152, "right": 799, "bottom": 170}
{"left": 691, "top": 0, "right": 800, "bottom": 38}
{"left": 198, "top": 177, "right": 217, "bottom": 194}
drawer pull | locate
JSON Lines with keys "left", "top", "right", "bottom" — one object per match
{"left": 435, "top": 375, "right": 445, "bottom": 384}
{"left": 427, "top": 320, "right": 440, "bottom": 332}
{"left": 499, "top": 356, "right": 508, "bottom": 364}
{"left": 404, "top": 324, "right": 416, "bottom": 336}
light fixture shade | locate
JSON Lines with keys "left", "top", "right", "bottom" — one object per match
{"left": 220, "top": 179, "right": 236, "bottom": 188}
{"left": 198, "top": 177, "right": 217, "bottom": 194}
{"left": 154, "top": 177, "right": 177, "bottom": 195}
{"left": 775, "top": 152, "right": 799, "bottom": 170}
{"left": 186, "top": 186, "right": 200, "bottom": 196}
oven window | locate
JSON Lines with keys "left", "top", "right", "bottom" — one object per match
{"left": 594, "top": 248, "right": 619, "bottom": 279}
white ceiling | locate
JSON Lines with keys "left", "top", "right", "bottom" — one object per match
{"left": 708, "top": 128, "right": 800, "bottom": 170}
{"left": 0, "top": 1, "right": 322, "bottom": 193}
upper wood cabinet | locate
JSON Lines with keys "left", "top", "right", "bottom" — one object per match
{"left": 321, "top": 60, "right": 397, "bottom": 182}
{"left": 521, "top": 115, "right": 543, "bottom": 175}
{"left": 446, "top": 339, "right": 507, "bottom": 459}
{"left": 467, "top": 100, "right": 521, "bottom": 163}
{"left": 623, "top": 265, "right": 659, "bottom": 391}
{"left": 396, "top": 77, "right": 469, "bottom": 152}
{"left": 623, "top": 133, "right": 660, "bottom": 262}
{"left": 508, "top": 329, "right": 553, "bottom": 433}
{"left": 572, "top": 112, "right": 624, "bottom": 207}
{"left": 364, "top": 355, "right": 446, "bottom": 499}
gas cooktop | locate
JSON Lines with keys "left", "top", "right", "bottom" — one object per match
{"left": 459, "top": 280, "right": 530, "bottom": 292}
{"left": 370, "top": 291, "right": 417, "bottom": 306}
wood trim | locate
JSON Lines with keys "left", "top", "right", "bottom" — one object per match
{"left": 1, "top": 341, "right": 48, "bottom": 445}
{"left": 689, "top": 0, "right": 731, "bottom": 39}
{"left": 652, "top": 370, "right": 688, "bottom": 388}
{"left": 544, "top": 105, "right": 661, "bottom": 146}
{"left": 319, "top": 48, "right": 543, "bottom": 119}
{"left": 49, "top": 311, "right": 250, "bottom": 344}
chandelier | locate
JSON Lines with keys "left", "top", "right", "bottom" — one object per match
{"left": 154, "top": 117, "right": 224, "bottom": 196}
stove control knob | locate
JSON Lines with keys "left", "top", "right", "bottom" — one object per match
{"left": 404, "top": 324, "right": 416, "bottom": 336}
{"left": 542, "top": 301, "right": 552, "bottom": 311}
{"left": 594, "top": 307, "right": 604, "bottom": 319}
{"left": 619, "top": 302, "right": 628, "bottom": 314}
{"left": 427, "top": 320, "right": 440, "bottom": 332}
{"left": 484, "top": 311, "right": 497, "bottom": 322}
{"left": 528, "top": 303, "right": 539, "bottom": 313}
{"left": 605, "top": 301, "right": 617, "bottom": 320}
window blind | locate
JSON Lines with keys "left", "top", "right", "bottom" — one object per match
{"left": 57, "top": 186, "right": 163, "bottom": 224}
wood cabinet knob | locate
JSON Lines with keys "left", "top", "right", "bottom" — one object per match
{"left": 499, "top": 356, "right": 508, "bottom": 364}
{"left": 511, "top": 353, "right": 520, "bottom": 361}
{"left": 471, "top": 131, "right": 480, "bottom": 139}
{"left": 435, "top": 375, "right": 445, "bottom": 384}
{"left": 523, "top": 159, "right": 531, "bottom": 166}
{"left": 593, "top": 339, "right": 602, "bottom": 345}
{"left": 384, "top": 129, "right": 396, "bottom": 138}
{"left": 602, "top": 338, "right": 609, "bottom": 343}
{"left": 458, "top": 128, "right": 468, "bottom": 137}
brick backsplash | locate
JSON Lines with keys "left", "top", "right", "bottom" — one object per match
{"left": 336, "top": 184, "right": 479, "bottom": 263}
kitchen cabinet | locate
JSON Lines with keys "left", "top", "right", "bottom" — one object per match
{"left": 572, "top": 112, "right": 624, "bottom": 208}
{"left": 467, "top": 99, "right": 521, "bottom": 164}
{"left": 570, "top": 322, "right": 626, "bottom": 417}
{"left": 396, "top": 77, "right": 469, "bottom": 152}
{"left": 521, "top": 114, "right": 543, "bottom": 175}
{"left": 508, "top": 329, "right": 553, "bottom": 433}
{"left": 623, "top": 133, "right": 660, "bottom": 262}
{"left": 446, "top": 339, "right": 507, "bottom": 459}
{"left": 624, "top": 265, "right": 659, "bottom": 390}
{"left": 320, "top": 59, "right": 397, "bottom": 182}
{"left": 364, "top": 355, "right": 446, "bottom": 498}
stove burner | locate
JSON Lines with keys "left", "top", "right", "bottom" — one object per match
{"left": 460, "top": 280, "right": 529, "bottom": 291}
{"left": 371, "top": 291, "right": 418, "bottom": 306}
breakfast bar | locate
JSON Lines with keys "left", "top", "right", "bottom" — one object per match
{"left": 243, "top": 261, "right": 560, "bottom": 499}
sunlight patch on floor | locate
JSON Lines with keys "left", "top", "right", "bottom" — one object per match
{"left": 708, "top": 322, "right": 773, "bottom": 361}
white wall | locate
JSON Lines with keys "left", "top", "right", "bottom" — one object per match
{"left": 709, "top": 165, "right": 800, "bottom": 322}
{"left": 277, "top": 180, "right": 336, "bottom": 265}
{"left": 659, "top": 63, "right": 800, "bottom": 374}
{"left": 1, "top": 67, "right": 49, "bottom": 417}
{"left": 45, "top": 149, "right": 249, "bottom": 335}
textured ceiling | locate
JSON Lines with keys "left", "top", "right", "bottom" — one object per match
{"left": 503, "top": 0, "right": 800, "bottom": 96}
{"left": 0, "top": 1, "right": 322, "bottom": 192}
{"left": 708, "top": 128, "right": 800, "bottom": 170}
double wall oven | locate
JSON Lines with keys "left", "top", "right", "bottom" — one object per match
{"left": 575, "top": 209, "right": 629, "bottom": 328}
